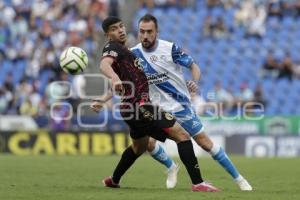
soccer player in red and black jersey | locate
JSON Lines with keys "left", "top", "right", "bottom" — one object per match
{"left": 91, "top": 16, "right": 220, "bottom": 192}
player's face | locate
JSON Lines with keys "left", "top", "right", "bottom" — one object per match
{"left": 138, "top": 21, "right": 158, "bottom": 49}
{"left": 107, "top": 22, "right": 127, "bottom": 44}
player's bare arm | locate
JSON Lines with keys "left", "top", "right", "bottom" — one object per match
{"left": 100, "top": 56, "right": 124, "bottom": 93}
{"left": 187, "top": 63, "right": 201, "bottom": 93}
{"left": 191, "top": 62, "right": 201, "bottom": 81}
{"left": 91, "top": 57, "right": 123, "bottom": 113}
{"left": 90, "top": 90, "right": 113, "bottom": 112}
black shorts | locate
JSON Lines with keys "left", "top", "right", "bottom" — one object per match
{"left": 120, "top": 104, "right": 176, "bottom": 142}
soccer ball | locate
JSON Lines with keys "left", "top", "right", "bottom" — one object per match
{"left": 60, "top": 46, "right": 88, "bottom": 75}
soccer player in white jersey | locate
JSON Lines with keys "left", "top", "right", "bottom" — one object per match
{"left": 131, "top": 14, "right": 252, "bottom": 191}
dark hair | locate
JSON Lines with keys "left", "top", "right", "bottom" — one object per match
{"left": 102, "top": 16, "right": 122, "bottom": 33}
{"left": 138, "top": 14, "right": 158, "bottom": 29}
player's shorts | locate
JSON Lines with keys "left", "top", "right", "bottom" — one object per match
{"left": 120, "top": 104, "right": 176, "bottom": 142}
{"left": 173, "top": 106, "right": 204, "bottom": 137}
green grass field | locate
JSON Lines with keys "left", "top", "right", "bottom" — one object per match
{"left": 0, "top": 155, "right": 300, "bottom": 200}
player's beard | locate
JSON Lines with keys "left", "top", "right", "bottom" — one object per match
{"left": 142, "top": 38, "right": 156, "bottom": 50}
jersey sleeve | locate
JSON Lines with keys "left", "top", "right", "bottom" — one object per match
{"left": 171, "top": 43, "right": 194, "bottom": 68}
{"left": 101, "top": 42, "right": 122, "bottom": 60}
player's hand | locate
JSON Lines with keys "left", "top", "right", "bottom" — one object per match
{"left": 186, "top": 80, "right": 198, "bottom": 93}
{"left": 111, "top": 76, "right": 124, "bottom": 96}
{"left": 90, "top": 99, "right": 104, "bottom": 113}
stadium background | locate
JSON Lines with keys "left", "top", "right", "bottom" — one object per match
{"left": 0, "top": 0, "right": 300, "bottom": 158}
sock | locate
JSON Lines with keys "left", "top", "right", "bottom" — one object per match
{"left": 210, "top": 144, "right": 240, "bottom": 179}
{"left": 177, "top": 140, "right": 203, "bottom": 185}
{"left": 112, "top": 146, "right": 140, "bottom": 183}
{"left": 150, "top": 142, "right": 174, "bottom": 169}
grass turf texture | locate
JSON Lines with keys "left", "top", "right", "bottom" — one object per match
{"left": 0, "top": 155, "right": 299, "bottom": 200}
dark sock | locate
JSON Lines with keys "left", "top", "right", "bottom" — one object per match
{"left": 177, "top": 140, "right": 203, "bottom": 185}
{"left": 112, "top": 146, "right": 140, "bottom": 184}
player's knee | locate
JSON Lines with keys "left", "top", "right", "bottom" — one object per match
{"left": 132, "top": 145, "right": 146, "bottom": 155}
{"left": 131, "top": 137, "right": 149, "bottom": 155}
{"left": 179, "top": 132, "right": 190, "bottom": 141}
{"left": 172, "top": 131, "right": 190, "bottom": 143}
{"left": 134, "top": 145, "right": 147, "bottom": 155}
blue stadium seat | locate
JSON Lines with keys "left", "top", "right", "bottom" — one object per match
{"left": 282, "top": 16, "right": 296, "bottom": 29}
{"left": 13, "top": 60, "right": 27, "bottom": 85}
{"left": 209, "top": 7, "right": 224, "bottom": 19}
{"left": 267, "top": 16, "right": 280, "bottom": 27}
{"left": 39, "top": 70, "right": 55, "bottom": 95}
{"left": 3, "top": 0, "right": 12, "bottom": 6}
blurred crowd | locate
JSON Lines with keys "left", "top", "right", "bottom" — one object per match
{"left": 1, "top": 0, "right": 300, "bottom": 130}
{"left": 191, "top": 81, "right": 266, "bottom": 116}
{"left": 0, "top": 0, "right": 120, "bottom": 120}
{"left": 202, "top": 0, "right": 300, "bottom": 39}
{"left": 138, "top": 0, "right": 195, "bottom": 9}
{"left": 261, "top": 52, "right": 300, "bottom": 81}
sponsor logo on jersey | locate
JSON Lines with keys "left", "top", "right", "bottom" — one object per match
{"left": 150, "top": 55, "right": 158, "bottom": 62}
{"left": 177, "top": 114, "right": 194, "bottom": 121}
{"left": 165, "top": 113, "right": 174, "bottom": 120}
{"left": 146, "top": 72, "right": 169, "bottom": 85}
{"left": 160, "top": 55, "right": 167, "bottom": 62}
{"left": 143, "top": 111, "right": 154, "bottom": 120}
{"left": 192, "top": 120, "right": 201, "bottom": 128}
{"left": 134, "top": 58, "right": 144, "bottom": 71}
{"left": 103, "top": 50, "right": 118, "bottom": 57}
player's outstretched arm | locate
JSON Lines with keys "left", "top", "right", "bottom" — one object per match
{"left": 90, "top": 89, "right": 113, "bottom": 112}
{"left": 100, "top": 57, "right": 123, "bottom": 93}
{"left": 90, "top": 99, "right": 105, "bottom": 113}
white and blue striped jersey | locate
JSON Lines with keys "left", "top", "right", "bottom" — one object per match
{"left": 131, "top": 39, "right": 194, "bottom": 113}
{"left": 131, "top": 39, "right": 204, "bottom": 136}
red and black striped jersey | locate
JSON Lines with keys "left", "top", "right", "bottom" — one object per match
{"left": 101, "top": 41, "right": 150, "bottom": 106}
